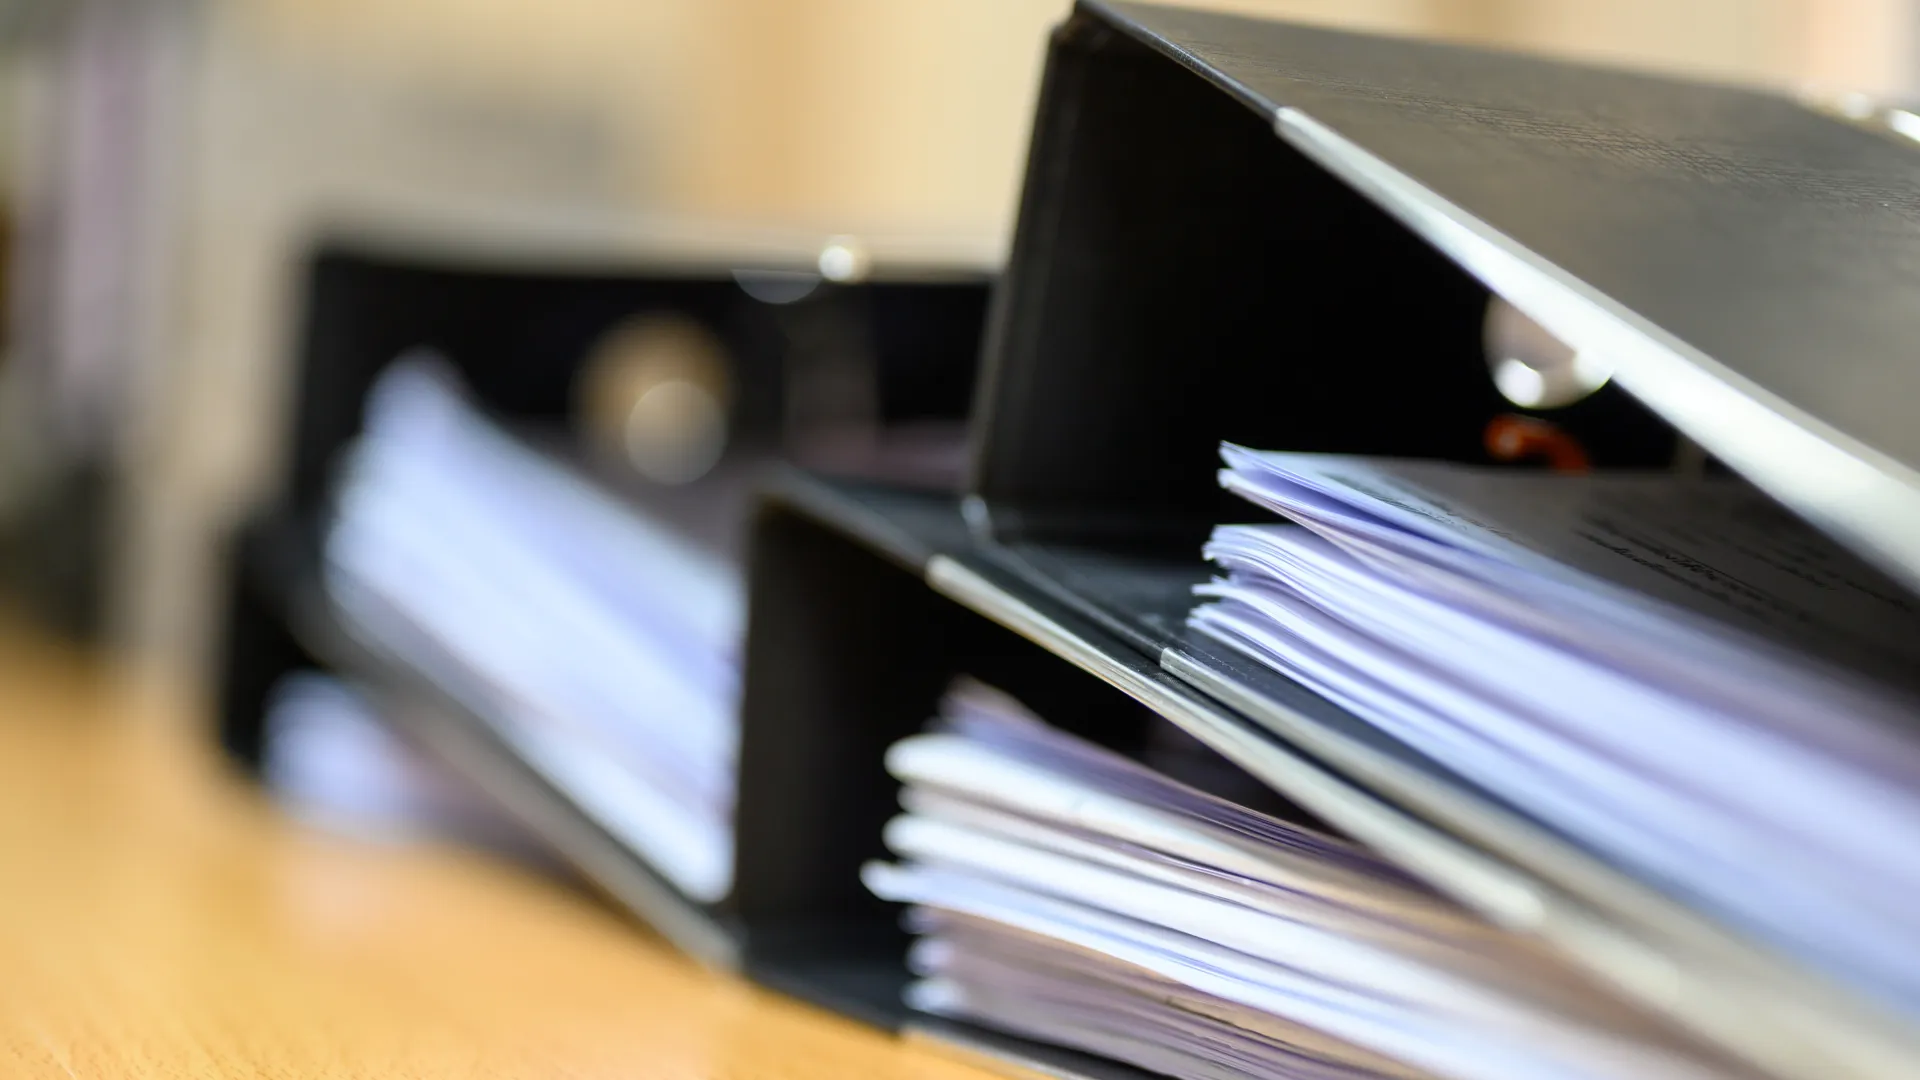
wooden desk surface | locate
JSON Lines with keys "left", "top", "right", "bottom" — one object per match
{"left": 0, "top": 622, "right": 995, "bottom": 1080}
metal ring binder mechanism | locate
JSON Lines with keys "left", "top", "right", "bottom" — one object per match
{"left": 216, "top": 3, "right": 1920, "bottom": 1080}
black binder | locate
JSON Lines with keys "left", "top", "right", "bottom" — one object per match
{"left": 736, "top": 470, "right": 1581, "bottom": 1079}
{"left": 730, "top": 3, "right": 1920, "bottom": 1078}
{"left": 212, "top": 238, "right": 992, "bottom": 969}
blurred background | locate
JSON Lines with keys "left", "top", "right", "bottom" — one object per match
{"left": 0, "top": 0, "right": 1912, "bottom": 718}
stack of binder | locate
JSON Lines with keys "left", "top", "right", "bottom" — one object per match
{"left": 325, "top": 359, "right": 743, "bottom": 901}
{"left": 864, "top": 679, "right": 1759, "bottom": 1080}
{"left": 215, "top": 3, "right": 1920, "bottom": 1079}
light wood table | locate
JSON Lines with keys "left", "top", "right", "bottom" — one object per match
{"left": 0, "top": 620, "right": 997, "bottom": 1080}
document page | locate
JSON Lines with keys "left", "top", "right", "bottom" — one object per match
{"left": 1197, "top": 447, "right": 1920, "bottom": 1017}
{"left": 868, "top": 681, "right": 1758, "bottom": 1080}
{"left": 1219, "top": 446, "right": 1920, "bottom": 679}
{"left": 324, "top": 360, "right": 741, "bottom": 902}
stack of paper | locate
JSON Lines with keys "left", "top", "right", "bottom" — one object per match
{"left": 1192, "top": 447, "right": 1920, "bottom": 1016}
{"left": 261, "top": 671, "right": 541, "bottom": 857}
{"left": 323, "top": 361, "right": 742, "bottom": 902}
{"left": 866, "top": 680, "right": 1756, "bottom": 1080}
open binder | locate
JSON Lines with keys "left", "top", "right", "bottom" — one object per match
{"left": 730, "top": 3, "right": 1920, "bottom": 1079}
{"left": 213, "top": 237, "right": 992, "bottom": 970}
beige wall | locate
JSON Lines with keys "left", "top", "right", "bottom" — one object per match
{"left": 226, "top": 0, "right": 1071, "bottom": 237}
{"left": 220, "top": 0, "right": 1917, "bottom": 239}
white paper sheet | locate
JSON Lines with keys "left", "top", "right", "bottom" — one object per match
{"left": 1196, "top": 448, "right": 1920, "bottom": 1013}
{"left": 322, "top": 361, "right": 740, "bottom": 901}
{"left": 870, "top": 681, "right": 1754, "bottom": 1080}
{"left": 910, "top": 910, "right": 1426, "bottom": 1080}
{"left": 261, "top": 671, "right": 526, "bottom": 847}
